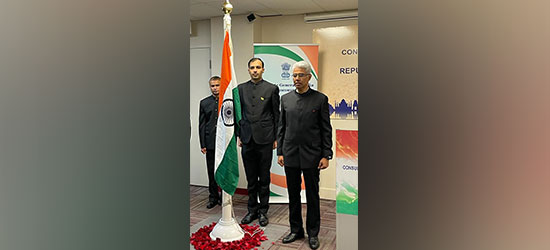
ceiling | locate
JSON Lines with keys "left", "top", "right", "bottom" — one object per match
{"left": 190, "top": 0, "right": 358, "bottom": 20}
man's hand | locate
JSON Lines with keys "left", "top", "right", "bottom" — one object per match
{"left": 318, "top": 157, "right": 329, "bottom": 170}
{"left": 237, "top": 137, "right": 242, "bottom": 147}
{"left": 277, "top": 156, "right": 284, "bottom": 167}
{"left": 273, "top": 141, "right": 278, "bottom": 150}
{"left": 201, "top": 148, "right": 207, "bottom": 154}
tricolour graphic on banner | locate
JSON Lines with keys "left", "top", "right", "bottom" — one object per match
{"left": 254, "top": 44, "right": 319, "bottom": 203}
{"left": 335, "top": 130, "right": 358, "bottom": 215}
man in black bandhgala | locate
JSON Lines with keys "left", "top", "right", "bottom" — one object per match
{"left": 277, "top": 61, "right": 333, "bottom": 250}
{"left": 199, "top": 76, "right": 222, "bottom": 209}
{"left": 236, "top": 58, "right": 280, "bottom": 227}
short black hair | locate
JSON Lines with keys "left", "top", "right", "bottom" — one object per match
{"left": 209, "top": 76, "right": 221, "bottom": 82}
{"left": 247, "top": 57, "right": 264, "bottom": 68}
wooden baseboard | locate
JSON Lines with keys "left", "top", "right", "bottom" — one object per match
{"left": 320, "top": 187, "right": 336, "bottom": 200}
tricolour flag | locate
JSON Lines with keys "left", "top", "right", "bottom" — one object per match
{"left": 214, "top": 19, "right": 241, "bottom": 196}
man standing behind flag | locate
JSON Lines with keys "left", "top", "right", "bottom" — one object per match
{"left": 236, "top": 58, "right": 280, "bottom": 227}
{"left": 199, "top": 76, "right": 222, "bottom": 209}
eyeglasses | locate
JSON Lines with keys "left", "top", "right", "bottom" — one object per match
{"left": 292, "top": 73, "right": 310, "bottom": 78}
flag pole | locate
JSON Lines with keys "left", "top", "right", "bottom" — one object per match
{"left": 209, "top": 0, "right": 244, "bottom": 242}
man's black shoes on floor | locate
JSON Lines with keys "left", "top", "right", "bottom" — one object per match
{"left": 206, "top": 199, "right": 221, "bottom": 209}
{"left": 240, "top": 212, "right": 258, "bottom": 224}
{"left": 258, "top": 213, "right": 269, "bottom": 226}
{"left": 206, "top": 200, "right": 217, "bottom": 209}
{"left": 308, "top": 236, "right": 320, "bottom": 249}
{"left": 282, "top": 232, "right": 320, "bottom": 249}
{"left": 282, "top": 231, "right": 305, "bottom": 244}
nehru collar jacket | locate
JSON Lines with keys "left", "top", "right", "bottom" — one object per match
{"left": 199, "top": 95, "right": 218, "bottom": 150}
{"left": 236, "top": 79, "right": 280, "bottom": 145}
{"left": 277, "top": 88, "right": 333, "bottom": 168}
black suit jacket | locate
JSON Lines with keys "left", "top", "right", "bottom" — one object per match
{"left": 277, "top": 88, "right": 333, "bottom": 168}
{"left": 237, "top": 79, "right": 280, "bottom": 145}
{"left": 199, "top": 95, "right": 218, "bottom": 150}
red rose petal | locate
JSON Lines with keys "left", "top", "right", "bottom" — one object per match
{"left": 190, "top": 222, "right": 269, "bottom": 250}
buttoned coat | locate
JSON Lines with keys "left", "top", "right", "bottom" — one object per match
{"left": 237, "top": 80, "right": 280, "bottom": 145}
{"left": 199, "top": 95, "right": 218, "bottom": 150}
{"left": 277, "top": 89, "right": 333, "bottom": 168}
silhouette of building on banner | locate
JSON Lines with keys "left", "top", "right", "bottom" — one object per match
{"left": 329, "top": 99, "right": 358, "bottom": 120}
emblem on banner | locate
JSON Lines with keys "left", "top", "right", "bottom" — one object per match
{"left": 280, "top": 62, "right": 291, "bottom": 80}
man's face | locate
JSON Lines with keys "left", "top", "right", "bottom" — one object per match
{"left": 248, "top": 60, "right": 264, "bottom": 82}
{"left": 292, "top": 67, "right": 312, "bottom": 91}
{"left": 209, "top": 79, "right": 220, "bottom": 97}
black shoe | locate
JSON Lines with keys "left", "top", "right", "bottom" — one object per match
{"left": 308, "top": 236, "right": 320, "bottom": 249}
{"left": 217, "top": 199, "right": 222, "bottom": 206}
{"left": 282, "top": 231, "right": 305, "bottom": 244}
{"left": 240, "top": 212, "right": 258, "bottom": 224}
{"left": 206, "top": 201, "right": 217, "bottom": 209}
{"left": 258, "top": 213, "right": 269, "bottom": 226}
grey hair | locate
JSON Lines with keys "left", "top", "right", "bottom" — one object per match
{"left": 291, "top": 61, "right": 312, "bottom": 75}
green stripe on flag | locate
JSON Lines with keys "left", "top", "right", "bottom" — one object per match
{"left": 254, "top": 46, "right": 318, "bottom": 80}
{"left": 232, "top": 87, "right": 242, "bottom": 131}
{"left": 215, "top": 134, "right": 239, "bottom": 195}
{"left": 214, "top": 87, "right": 242, "bottom": 195}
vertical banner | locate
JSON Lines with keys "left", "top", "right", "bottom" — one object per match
{"left": 313, "top": 25, "right": 358, "bottom": 120}
{"left": 254, "top": 44, "right": 319, "bottom": 203}
{"left": 335, "top": 130, "right": 358, "bottom": 215}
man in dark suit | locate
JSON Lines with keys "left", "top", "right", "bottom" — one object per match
{"left": 199, "top": 76, "right": 222, "bottom": 209}
{"left": 277, "top": 61, "right": 332, "bottom": 249}
{"left": 237, "top": 58, "right": 280, "bottom": 226}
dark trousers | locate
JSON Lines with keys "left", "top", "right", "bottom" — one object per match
{"left": 284, "top": 166, "right": 321, "bottom": 237}
{"left": 241, "top": 139, "right": 273, "bottom": 215}
{"left": 206, "top": 150, "right": 220, "bottom": 202}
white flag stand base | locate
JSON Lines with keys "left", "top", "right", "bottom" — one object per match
{"left": 209, "top": 216, "right": 244, "bottom": 242}
{"left": 209, "top": 191, "right": 245, "bottom": 242}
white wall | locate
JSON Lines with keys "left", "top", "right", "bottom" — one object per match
{"left": 191, "top": 19, "right": 211, "bottom": 48}
{"left": 189, "top": 19, "right": 213, "bottom": 187}
{"left": 189, "top": 48, "right": 212, "bottom": 186}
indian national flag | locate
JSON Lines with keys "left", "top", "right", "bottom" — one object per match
{"left": 214, "top": 21, "right": 241, "bottom": 196}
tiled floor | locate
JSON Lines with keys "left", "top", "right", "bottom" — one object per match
{"left": 190, "top": 185, "right": 337, "bottom": 250}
